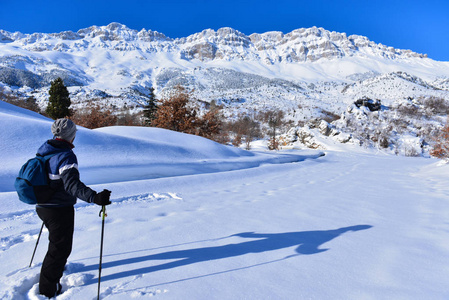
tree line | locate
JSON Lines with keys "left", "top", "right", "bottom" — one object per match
{"left": 2, "top": 77, "right": 288, "bottom": 150}
{"left": 3, "top": 77, "right": 449, "bottom": 157}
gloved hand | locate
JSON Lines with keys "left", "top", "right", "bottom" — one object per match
{"left": 94, "top": 189, "right": 112, "bottom": 206}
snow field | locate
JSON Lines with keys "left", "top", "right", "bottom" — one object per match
{"left": 1, "top": 102, "right": 449, "bottom": 299}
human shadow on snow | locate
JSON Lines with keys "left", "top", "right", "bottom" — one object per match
{"left": 84, "top": 225, "right": 372, "bottom": 284}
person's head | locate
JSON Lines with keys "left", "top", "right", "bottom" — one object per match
{"left": 51, "top": 118, "right": 77, "bottom": 143}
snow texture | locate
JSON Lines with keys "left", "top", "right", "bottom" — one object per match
{"left": 1, "top": 100, "right": 449, "bottom": 299}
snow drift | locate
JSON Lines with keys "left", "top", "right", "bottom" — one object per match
{"left": 0, "top": 100, "right": 321, "bottom": 192}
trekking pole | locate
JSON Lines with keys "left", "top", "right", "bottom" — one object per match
{"left": 29, "top": 222, "right": 44, "bottom": 268}
{"left": 97, "top": 205, "right": 107, "bottom": 300}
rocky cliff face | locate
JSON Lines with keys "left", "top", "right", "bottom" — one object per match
{"left": 0, "top": 23, "right": 427, "bottom": 62}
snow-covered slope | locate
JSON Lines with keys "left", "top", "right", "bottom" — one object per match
{"left": 0, "top": 101, "right": 321, "bottom": 192}
{"left": 1, "top": 93, "right": 449, "bottom": 299}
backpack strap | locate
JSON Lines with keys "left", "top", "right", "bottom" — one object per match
{"left": 35, "top": 153, "right": 58, "bottom": 183}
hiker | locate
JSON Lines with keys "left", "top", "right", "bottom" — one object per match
{"left": 35, "top": 118, "right": 111, "bottom": 298}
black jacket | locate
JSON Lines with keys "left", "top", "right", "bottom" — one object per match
{"left": 36, "top": 139, "right": 96, "bottom": 207}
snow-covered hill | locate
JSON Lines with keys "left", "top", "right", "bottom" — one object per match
{"left": 1, "top": 91, "right": 449, "bottom": 299}
{"left": 0, "top": 100, "right": 322, "bottom": 192}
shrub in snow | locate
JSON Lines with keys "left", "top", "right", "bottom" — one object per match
{"left": 430, "top": 118, "right": 449, "bottom": 159}
{"left": 71, "top": 100, "right": 118, "bottom": 129}
{"left": 260, "top": 109, "right": 285, "bottom": 141}
{"left": 296, "top": 127, "right": 324, "bottom": 149}
{"left": 227, "top": 115, "right": 262, "bottom": 150}
{"left": 377, "top": 133, "right": 390, "bottom": 149}
{"left": 268, "top": 136, "right": 280, "bottom": 150}
{"left": 152, "top": 86, "right": 226, "bottom": 143}
{"left": 196, "top": 108, "right": 224, "bottom": 142}
{"left": 396, "top": 100, "right": 421, "bottom": 118}
{"left": 0, "top": 88, "right": 41, "bottom": 114}
{"left": 422, "top": 96, "right": 449, "bottom": 116}
{"left": 396, "top": 136, "right": 423, "bottom": 157}
{"left": 152, "top": 87, "right": 199, "bottom": 133}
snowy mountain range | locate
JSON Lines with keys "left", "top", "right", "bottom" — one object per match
{"left": 1, "top": 22, "right": 448, "bottom": 101}
{"left": 1, "top": 22, "right": 449, "bottom": 155}
{"left": 0, "top": 22, "right": 430, "bottom": 61}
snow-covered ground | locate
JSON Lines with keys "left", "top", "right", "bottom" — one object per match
{"left": 1, "top": 101, "right": 449, "bottom": 299}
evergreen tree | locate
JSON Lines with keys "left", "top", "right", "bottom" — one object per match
{"left": 142, "top": 87, "right": 158, "bottom": 126}
{"left": 46, "top": 78, "right": 72, "bottom": 119}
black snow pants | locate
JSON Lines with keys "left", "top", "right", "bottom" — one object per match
{"left": 36, "top": 205, "right": 74, "bottom": 297}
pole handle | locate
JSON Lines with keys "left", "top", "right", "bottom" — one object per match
{"left": 99, "top": 206, "right": 107, "bottom": 218}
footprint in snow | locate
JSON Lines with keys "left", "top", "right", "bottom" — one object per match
{"left": 114, "top": 193, "right": 183, "bottom": 204}
{"left": 130, "top": 288, "right": 169, "bottom": 297}
{"left": 100, "top": 274, "right": 169, "bottom": 298}
{"left": 0, "top": 210, "right": 36, "bottom": 222}
{"left": 0, "top": 228, "right": 42, "bottom": 252}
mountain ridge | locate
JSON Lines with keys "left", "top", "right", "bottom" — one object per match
{"left": 0, "top": 22, "right": 430, "bottom": 62}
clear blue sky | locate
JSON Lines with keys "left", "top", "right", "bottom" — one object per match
{"left": 1, "top": 0, "right": 448, "bottom": 61}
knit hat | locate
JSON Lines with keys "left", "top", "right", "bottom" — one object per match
{"left": 51, "top": 118, "right": 77, "bottom": 142}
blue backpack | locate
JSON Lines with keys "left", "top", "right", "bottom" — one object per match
{"left": 15, "top": 154, "right": 56, "bottom": 204}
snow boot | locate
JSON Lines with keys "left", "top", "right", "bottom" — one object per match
{"left": 39, "top": 282, "right": 62, "bottom": 298}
